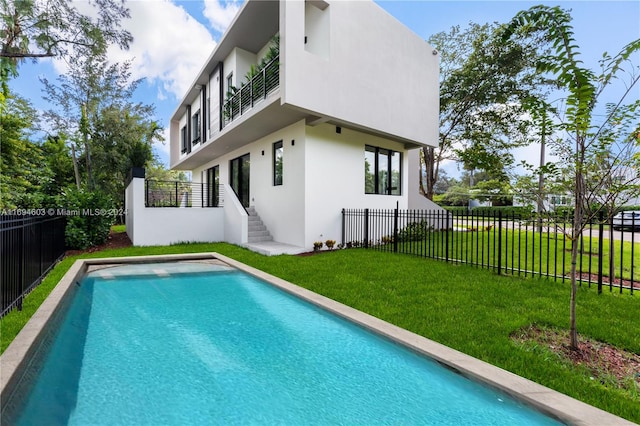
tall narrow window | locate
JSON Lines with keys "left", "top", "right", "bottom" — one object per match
{"left": 180, "top": 126, "right": 188, "bottom": 154}
{"left": 206, "top": 165, "right": 219, "bottom": 207}
{"left": 192, "top": 110, "right": 201, "bottom": 144}
{"left": 364, "top": 145, "right": 402, "bottom": 195}
{"left": 273, "top": 140, "right": 283, "bottom": 186}
{"left": 226, "top": 73, "right": 233, "bottom": 93}
{"left": 364, "top": 146, "right": 376, "bottom": 194}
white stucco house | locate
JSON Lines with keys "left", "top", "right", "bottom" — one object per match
{"left": 126, "top": 0, "right": 441, "bottom": 253}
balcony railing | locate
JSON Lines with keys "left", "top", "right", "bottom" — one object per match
{"left": 223, "top": 55, "right": 279, "bottom": 127}
{"left": 145, "top": 180, "right": 224, "bottom": 208}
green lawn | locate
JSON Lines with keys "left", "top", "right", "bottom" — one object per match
{"left": 386, "top": 227, "right": 639, "bottom": 285}
{"left": 1, "top": 241, "right": 638, "bottom": 422}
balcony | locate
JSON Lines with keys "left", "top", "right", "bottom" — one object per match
{"left": 222, "top": 55, "right": 279, "bottom": 128}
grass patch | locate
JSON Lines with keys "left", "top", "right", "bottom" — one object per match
{"left": 1, "top": 243, "right": 638, "bottom": 422}
{"left": 110, "top": 224, "right": 126, "bottom": 233}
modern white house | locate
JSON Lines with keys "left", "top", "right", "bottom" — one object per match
{"left": 126, "top": 0, "right": 441, "bottom": 253}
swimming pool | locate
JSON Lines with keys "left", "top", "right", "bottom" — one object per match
{"left": 0, "top": 254, "right": 629, "bottom": 425}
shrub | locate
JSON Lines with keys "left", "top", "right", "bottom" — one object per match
{"left": 63, "top": 188, "right": 116, "bottom": 250}
{"left": 468, "top": 206, "right": 534, "bottom": 219}
{"left": 325, "top": 240, "right": 336, "bottom": 250}
{"left": 313, "top": 241, "right": 323, "bottom": 252}
{"left": 397, "top": 221, "right": 432, "bottom": 242}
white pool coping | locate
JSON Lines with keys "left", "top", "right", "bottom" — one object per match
{"left": 0, "top": 253, "right": 635, "bottom": 426}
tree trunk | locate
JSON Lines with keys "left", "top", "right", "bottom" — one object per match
{"left": 569, "top": 136, "right": 586, "bottom": 351}
{"left": 421, "top": 146, "right": 435, "bottom": 200}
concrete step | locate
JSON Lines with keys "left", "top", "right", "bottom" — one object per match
{"left": 248, "top": 235, "right": 274, "bottom": 243}
{"left": 246, "top": 207, "right": 272, "bottom": 243}
{"left": 249, "top": 230, "right": 271, "bottom": 238}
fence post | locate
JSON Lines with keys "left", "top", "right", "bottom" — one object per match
{"left": 393, "top": 203, "right": 399, "bottom": 253}
{"left": 18, "top": 219, "right": 24, "bottom": 311}
{"left": 175, "top": 182, "right": 178, "bottom": 207}
{"left": 497, "top": 211, "right": 502, "bottom": 275}
{"left": 364, "top": 208, "right": 369, "bottom": 249}
{"left": 597, "top": 210, "right": 604, "bottom": 294}
{"left": 341, "top": 209, "right": 345, "bottom": 247}
{"left": 445, "top": 211, "right": 449, "bottom": 263}
{"left": 145, "top": 180, "right": 149, "bottom": 207}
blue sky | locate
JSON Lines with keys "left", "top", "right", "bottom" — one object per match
{"left": 9, "top": 0, "right": 640, "bottom": 175}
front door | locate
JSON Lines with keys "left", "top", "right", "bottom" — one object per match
{"left": 230, "top": 153, "right": 250, "bottom": 207}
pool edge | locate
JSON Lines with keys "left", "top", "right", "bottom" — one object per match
{"left": 0, "top": 252, "right": 634, "bottom": 426}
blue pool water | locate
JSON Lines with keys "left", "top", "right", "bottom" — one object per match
{"left": 13, "top": 262, "right": 561, "bottom": 425}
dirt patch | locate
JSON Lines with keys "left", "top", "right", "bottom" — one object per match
{"left": 65, "top": 230, "right": 132, "bottom": 256}
{"left": 576, "top": 272, "right": 640, "bottom": 290}
{"left": 512, "top": 324, "right": 640, "bottom": 394}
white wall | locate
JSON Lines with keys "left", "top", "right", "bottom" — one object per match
{"left": 125, "top": 177, "right": 225, "bottom": 246}
{"left": 303, "top": 123, "right": 409, "bottom": 248}
{"left": 304, "top": 2, "right": 330, "bottom": 58}
{"left": 281, "top": 0, "right": 439, "bottom": 147}
{"left": 192, "top": 120, "right": 307, "bottom": 247}
{"left": 223, "top": 47, "right": 258, "bottom": 92}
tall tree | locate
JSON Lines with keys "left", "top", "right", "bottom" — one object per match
{"left": 40, "top": 50, "right": 161, "bottom": 208}
{"left": 503, "top": 5, "right": 640, "bottom": 350}
{"left": 421, "top": 22, "right": 550, "bottom": 199}
{"left": 0, "top": 88, "right": 50, "bottom": 208}
{"left": 0, "top": 0, "right": 132, "bottom": 79}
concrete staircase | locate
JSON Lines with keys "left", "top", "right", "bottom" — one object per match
{"left": 247, "top": 207, "right": 273, "bottom": 243}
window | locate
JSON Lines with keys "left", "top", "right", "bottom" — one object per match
{"left": 180, "top": 126, "right": 188, "bottom": 154}
{"left": 206, "top": 165, "right": 219, "bottom": 207}
{"left": 192, "top": 110, "right": 201, "bottom": 144}
{"left": 364, "top": 145, "right": 401, "bottom": 195}
{"left": 226, "top": 73, "right": 233, "bottom": 93}
{"left": 273, "top": 140, "right": 283, "bottom": 186}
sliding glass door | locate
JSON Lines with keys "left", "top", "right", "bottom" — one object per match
{"left": 230, "top": 153, "right": 250, "bottom": 207}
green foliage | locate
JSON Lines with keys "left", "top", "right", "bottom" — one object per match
{"left": 63, "top": 187, "right": 115, "bottom": 249}
{"left": 40, "top": 135, "right": 76, "bottom": 200}
{"left": 40, "top": 51, "right": 160, "bottom": 209}
{"left": 0, "top": 89, "right": 53, "bottom": 208}
{"left": 502, "top": 4, "right": 640, "bottom": 350}
{"left": 422, "top": 21, "right": 551, "bottom": 198}
{"left": 0, "top": 0, "right": 132, "bottom": 78}
{"left": 397, "top": 221, "right": 432, "bottom": 242}
{"left": 438, "top": 183, "right": 470, "bottom": 206}
{"left": 469, "top": 206, "right": 534, "bottom": 219}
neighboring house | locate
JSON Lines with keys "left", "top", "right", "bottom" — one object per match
{"left": 126, "top": 0, "right": 440, "bottom": 252}
{"left": 513, "top": 193, "right": 573, "bottom": 212}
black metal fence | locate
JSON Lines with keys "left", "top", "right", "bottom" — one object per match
{"left": 1, "top": 215, "right": 67, "bottom": 317}
{"left": 342, "top": 208, "right": 638, "bottom": 294}
{"left": 145, "top": 180, "right": 224, "bottom": 208}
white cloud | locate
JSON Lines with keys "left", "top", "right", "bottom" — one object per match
{"left": 106, "top": 0, "right": 217, "bottom": 100}
{"left": 203, "top": 0, "right": 243, "bottom": 33}
{"left": 48, "top": 1, "right": 216, "bottom": 102}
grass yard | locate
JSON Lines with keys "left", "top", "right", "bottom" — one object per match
{"left": 1, "top": 239, "right": 638, "bottom": 422}
{"left": 389, "top": 227, "right": 639, "bottom": 286}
